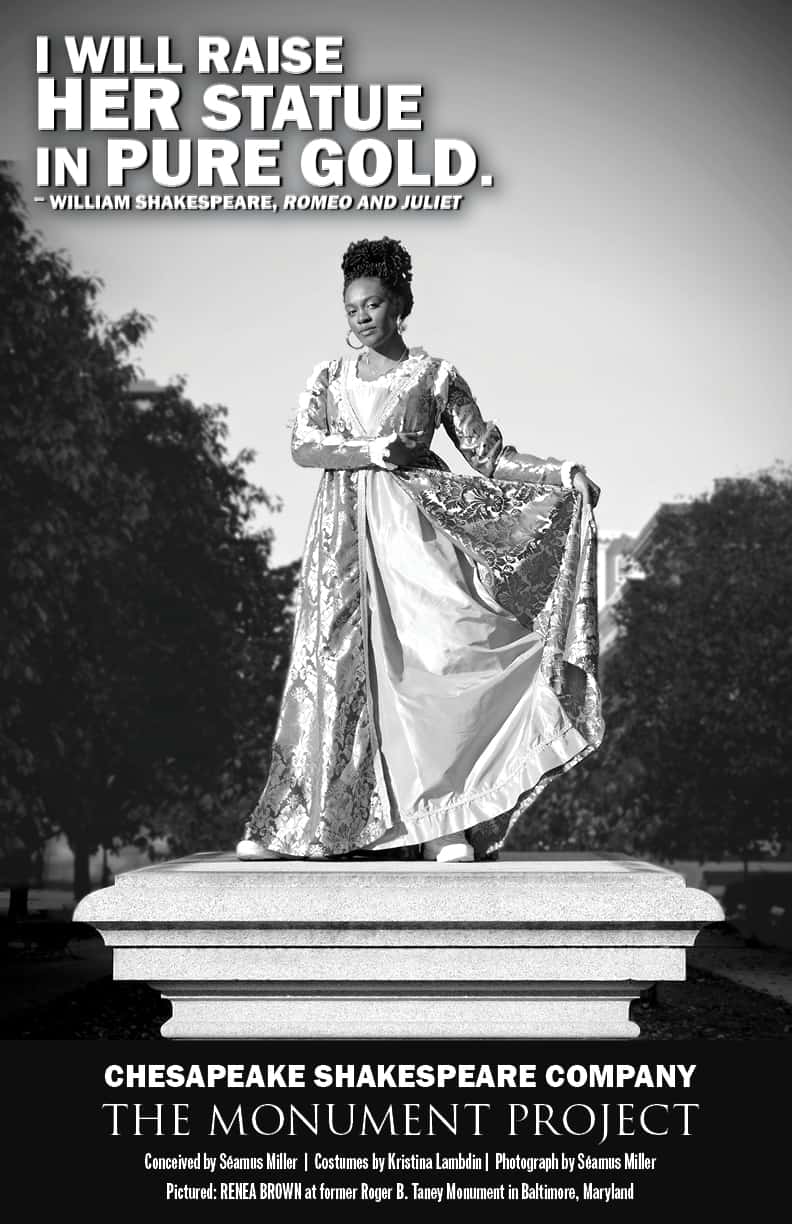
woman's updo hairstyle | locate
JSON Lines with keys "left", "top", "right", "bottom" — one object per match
{"left": 341, "top": 235, "right": 414, "bottom": 320}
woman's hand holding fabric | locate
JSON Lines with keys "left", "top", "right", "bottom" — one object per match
{"left": 372, "top": 432, "right": 433, "bottom": 470}
{"left": 572, "top": 468, "right": 601, "bottom": 508}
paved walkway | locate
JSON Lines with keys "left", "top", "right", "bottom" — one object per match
{"left": 0, "top": 937, "right": 111, "bottom": 1021}
{"left": 689, "top": 925, "right": 792, "bottom": 1007}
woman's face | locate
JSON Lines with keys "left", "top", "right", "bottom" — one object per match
{"left": 344, "top": 277, "right": 402, "bottom": 349}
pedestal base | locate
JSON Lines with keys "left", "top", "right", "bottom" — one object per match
{"left": 74, "top": 853, "right": 723, "bottom": 1040}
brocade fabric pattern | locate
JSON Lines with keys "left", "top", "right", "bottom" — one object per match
{"left": 245, "top": 347, "right": 604, "bottom": 858}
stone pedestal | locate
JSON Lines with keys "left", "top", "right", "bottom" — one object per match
{"left": 73, "top": 852, "right": 723, "bottom": 1039}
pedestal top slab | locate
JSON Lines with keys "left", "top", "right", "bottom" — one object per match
{"left": 74, "top": 852, "right": 723, "bottom": 927}
{"left": 132, "top": 852, "right": 676, "bottom": 876}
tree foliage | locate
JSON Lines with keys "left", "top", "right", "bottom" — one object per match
{"left": 509, "top": 467, "right": 792, "bottom": 863}
{"left": 0, "top": 164, "right": 296, "bottom": 897}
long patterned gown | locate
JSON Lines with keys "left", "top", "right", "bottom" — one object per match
{"left": 244, "top": 345, "right": 604, "bottom": 858}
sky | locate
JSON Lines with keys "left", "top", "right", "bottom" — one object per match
{"left": 3, "top": 0, "right": 791, "bottom": 564}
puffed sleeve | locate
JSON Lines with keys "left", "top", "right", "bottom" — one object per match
{"left": 291, "top": 361, "right": 380, "bottom": 470}
{"left": 436, "top": 361, "right": 586, "bottom": 491}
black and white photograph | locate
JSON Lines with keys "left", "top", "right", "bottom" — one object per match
{"left": 2, "top": 0, "right": 790, "bottom": 1211}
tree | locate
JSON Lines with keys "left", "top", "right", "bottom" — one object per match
{"left": 509, "top": 467, "right": 792, "bottom": 865}
{"left": 105, "top": 384, "right": 299, "bottom": 862}
{"left": 0, "top": 164, "right": 296, "bottom": 900}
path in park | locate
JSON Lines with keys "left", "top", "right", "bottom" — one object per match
{"left": 688, "top": 924, "right": 792, "bottom": 1007}
{"left": 0, "top": 885, "right": 112, "bottom": 1021}
{"left": 0, "top": 936, "right": 111, "bottom": 1021}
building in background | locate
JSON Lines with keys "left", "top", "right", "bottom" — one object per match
{"left": 121, "top": 378, "right": 169, "bottom": 407}
{"left": 597, "top": 529, "right": 636, "bottom": 655}
{"left": 598, "top": 504, "right": 692, "bottom": 660}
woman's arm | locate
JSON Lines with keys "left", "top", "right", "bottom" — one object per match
{"left": 438, "top": 362, "right": 599, "bottom": 503}
{"left": 291, "top": 361, "right": 387, "bottom": 470}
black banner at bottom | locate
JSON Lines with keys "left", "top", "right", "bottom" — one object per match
{"left": 4, "top": 1039, "right": 786, "bottom": 1215}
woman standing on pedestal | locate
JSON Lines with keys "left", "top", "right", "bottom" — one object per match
{"left": 237, "top": 236, "right": 604, "bottom": 863}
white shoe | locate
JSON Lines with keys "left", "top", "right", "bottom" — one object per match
{"left": 235, "top": 838, "right": 282, "bottom": 861}
{"left": 421, "top": 833, "right": 474, "bottom": 863}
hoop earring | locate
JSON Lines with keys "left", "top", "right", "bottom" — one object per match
{"left": 346, "top": 329, "right": 364, "bottom": 349}
{"left": 396, "top": 317, "right": 406, "bottom": 335}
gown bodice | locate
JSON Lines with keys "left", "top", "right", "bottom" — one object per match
{"left": 337, "top": 346, "right": 442, "bottom": 442}
{"left": 346, "top": 360, "right": 397, "bottom": 434}
{"left": 291, "top": 345, "right": 577, "bottom": 491}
